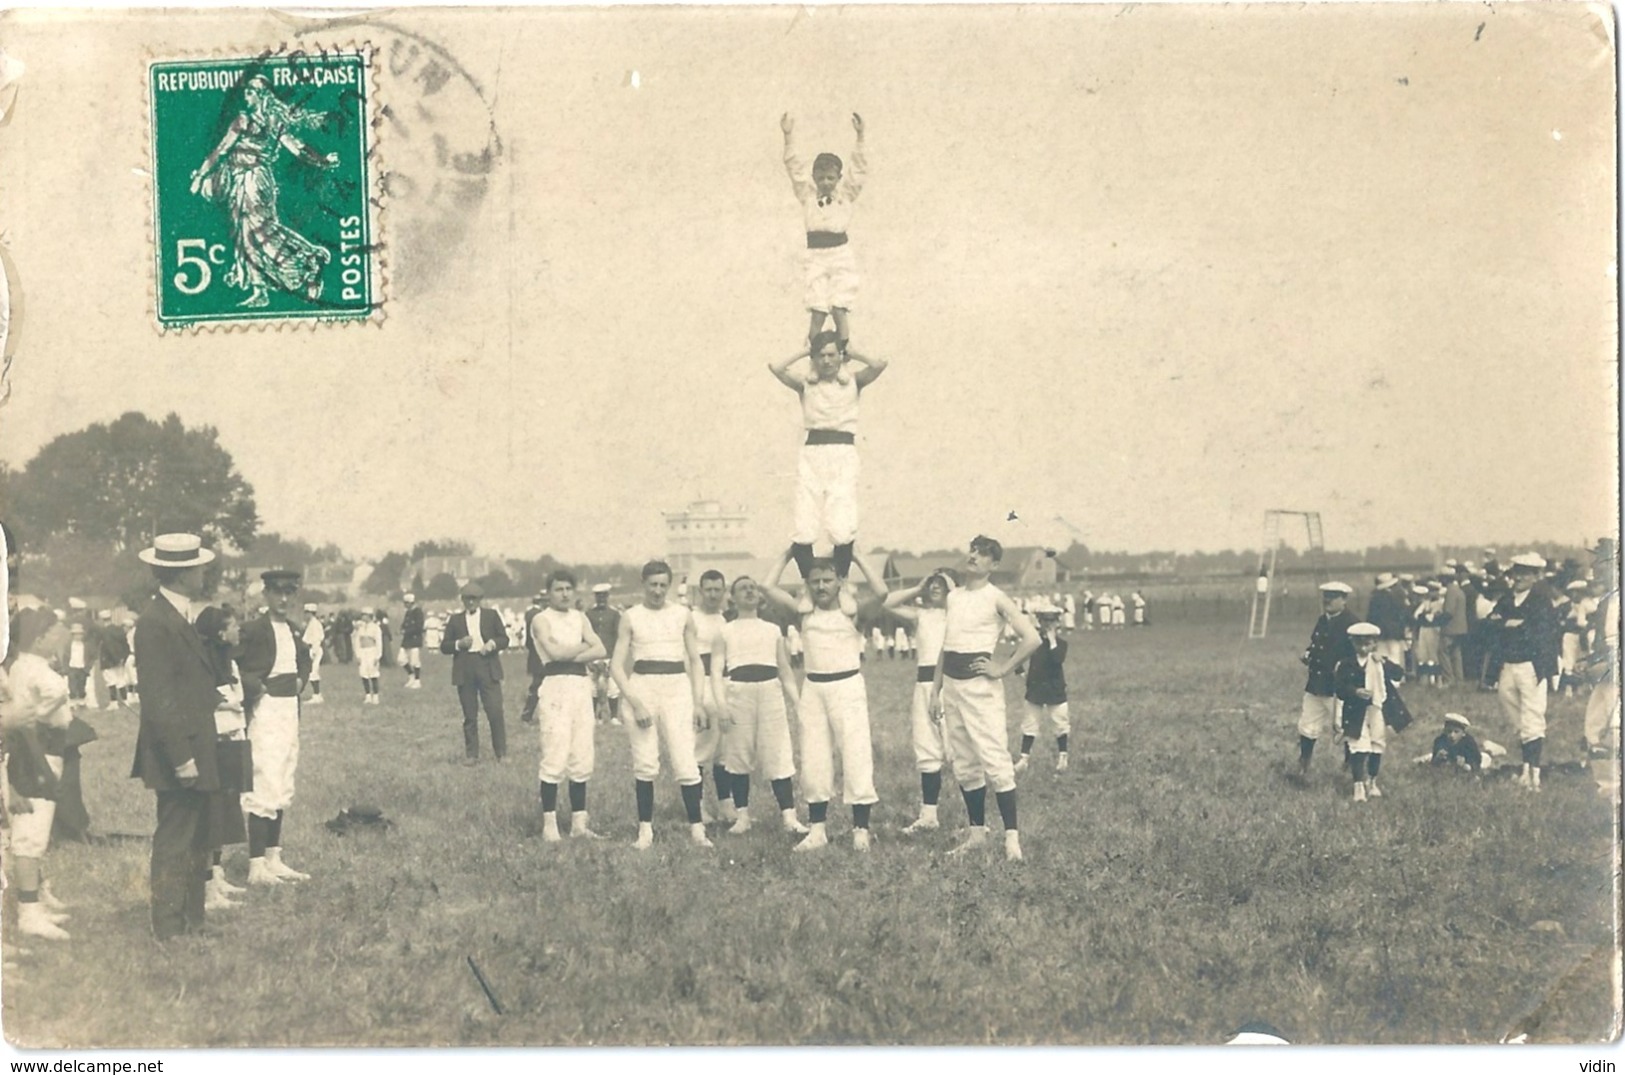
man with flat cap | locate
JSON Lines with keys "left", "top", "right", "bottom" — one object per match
{"left": 1295, "top": 581, "right": 1357, "bottom": 783}
{"left": 131, "top": 532, "right": 222, "bottom": 939}
{"left": 440, "top": 581, "right": 510, "bottom": 763}
{"left": 1489, "top": 553, "right": 1562, "bottom": 792}
{"left": 237, "top": 569, "right": 314, "bottom": 883}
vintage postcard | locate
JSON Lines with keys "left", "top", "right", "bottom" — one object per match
{"left": 0, "top": 3, "right": 1617, "bottom": 1064}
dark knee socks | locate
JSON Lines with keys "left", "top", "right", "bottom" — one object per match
{"left": 921, "top": 769, "right": 942, "bottom": 806}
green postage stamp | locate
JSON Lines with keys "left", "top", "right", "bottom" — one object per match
{"left": 148, "top": 48, "right": 380, "bottom": 328}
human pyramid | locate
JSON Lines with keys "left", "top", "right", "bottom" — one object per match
{"left": 533, "top": 112, "right": 1044, "bottom": 860}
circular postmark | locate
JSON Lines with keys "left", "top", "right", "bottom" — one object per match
{"left": 293, "top": 20, "right": 503, "bottom": 300}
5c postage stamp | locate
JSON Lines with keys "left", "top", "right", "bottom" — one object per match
{"left": 147, "top": 47, "right": 380, "bottom": 329}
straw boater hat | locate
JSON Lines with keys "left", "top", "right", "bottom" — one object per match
{"left": 1374, "top": 573, "right": 1398, "bottom": 589}
{"left": 592, "top": 584, "right": 612, "bottom": 595}
{"left": 137, "top": 532, "right": 215, "bottom": 568}
{"left": 403, "top": 592, "right": 417, "bottom": 603}
{"left": 1565, "top": 580, "right": 1590, "bottom": 592}
{"left": 1319, "top": 581, "right": 1353, "bottom": 596}
{"left": 303, "top": 602, "right": 319, "bottom": 612}
{"left": 1347, "top": 622, "right": 1381, "bottom": 638}
{"left": 1411, "top": 585, "right": 1429, "bottom": 596}
{"left": 1509, "top": 552, "right": 1547, "bottom": 572}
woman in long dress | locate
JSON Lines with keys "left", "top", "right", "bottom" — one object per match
{"left": 190, "top": 75, "right": 337, "bottom": 307}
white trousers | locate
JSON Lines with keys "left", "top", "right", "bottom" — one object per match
{"left": 625, "top": 674, "right": 700, "bottom": 785}
{"left": 1498, "top": 661, "right": 1548, "bottom": 744}
{"left": 803, "top": 243, "right": 859, "bottom": 312}
{"left": 942, "top": 674, "right": 1016, "bottom": 794}
{"left": 1297, "top": 693, "right": 1339, "bottom": 740}
{"left": 1021, "top": 700, "right": 1071, "bottom": 737}
{"left": 537, "top": 675, "right": 595, "bottom": 784}
{"left": 242, "top": 694, "right": 300, "bottom": 818}
{"left": 909, "top": 680, "right": 951, "bottom": 773}
{"left": 721, "top": 679, "right": 796, "bottom": 781}
{"left": 1585, "top": 681, "right": 1619, "bottom": 749}
{"left": 794, "top": 443, "right": 859, "bottom": 546}
{"left": 12, "top": 756, "right": 63, "bottom": 857}
{"left": 693, "top": 677, "right": 721, "bottom": 768}
{"left": 799, "top": 674, "right": 876, "bottom": 805}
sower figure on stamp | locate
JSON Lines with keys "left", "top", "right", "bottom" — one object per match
{"left": 611, "top": 561, "right": 714, "bottom": 851}
{"left": 131, "top": 533, "right": 224, "bottom": 940}
{"left": 1296, "top": 582, "right": 1357, "bottom": 784}
{"left": 769, "top": 335, "right": 887, "bottom": 583}
{"left": 707, "top": 576, "right": 810, "bottom": 836}
{"left": 931, "top": 535, "right": 1041, "bottom": 862}
{"left": 189, "top": 75, "right": 338, "bottom": 307}
{"left": 441, "top": 582, "right": 510, "bottom": 764}
{"left": 690, "top": 570, "right": 734, "bottom": 823}
{"left": 760, "top": 548, "right": 887, "bottom": 852}
{"left": 883, "top": 571, "right": 956, "bottom": 833}
{"left": 782, "top": 112, "right": 867, "bottom": 352}
{"left": 529, "top": 571, "right": 607, "bottom": 843}
{"left": 237, "top": 569, "right": 313, "bottom": 884}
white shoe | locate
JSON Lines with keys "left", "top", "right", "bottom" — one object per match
{"left": 265, "top": 849, "right": 310, "bottom": 881}
{"left": 781, "top": 811, "right": 809, "bottom": 834}
{"left": 633, "top": 824, "right": 654, "bottom": 850}
{"left": 852, "top": 829, "right": 871, "bottom": 852}
{"left": 307, "top": 695, "right": 324, "bottom": 705}
{"left": 901, "top": 815, "right": 940, "bottom": 834}
{"left": 542, "top": 826, "right": 562, "bottom": 844}
{"left": 211, "top": 867, "right": 246, "bottom": 895}
{"left": 1353, "top": 784, "right": 1367, "bottom": 804}
{"left": 690, "top": 825, "right": 715, "bottom": 849}
{"left": 1005, "top": 832, "right": 1024, "bottom": 862}
{"left": 248, "top": 858, "right": 285, "bottom": 886}
{"left": 1055, "top": 753, "right": 1069, "bottom": 772}
{"left": 793, "top": 826, "right": 829, "bottom": 853}
{"left": 1013, "top": 756, "right": 1030, "bottom": 776}
{"left": 728, "top": 813, "right": 753, "bottom": 835}
{"left": 38, "top": 882, "right": 71, "bottom": 913}
{"left": 1367, "top": 781, "right": 1382, "bottom": 799}
{"left": 948, "top": 828, "right": 990, "bottom": 856}
{"left": 204, "top": 881, "right": 240, "bottom": 911}
{"left": 18, "top": 903, "right": 69, "bottom": 940}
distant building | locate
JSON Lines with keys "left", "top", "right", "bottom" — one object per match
{"left": 664, "top": 500, "right": 750, "bottom": 576}
{"left": 403, "top": 555, "right": 516, "bottom": 591}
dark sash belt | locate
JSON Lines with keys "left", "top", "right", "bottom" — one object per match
{"left": 806, "top": 230, "right": 848, "bottom": 249}
{"left": 942, "top": 651, "right": 990, "bottom": 681}
{"left": 264, "top": 674, "right": 301, "bottom": 697}
{"left": 805, "top": 429, "right": 856, "bottom": 446}
{"left": 729, "top": 665, "right": 778, "bottom": 683}
{"left": 543, "top": 661, "right": 587, "bottom": 677}
{"left": 806, "top": 668, "right": 860, "bottom": 683}
{"left": 916, "top": 665, "right": 937, "bottom": 683}
{"left": 633, "top": 660, "right": 686, "bottom": 676}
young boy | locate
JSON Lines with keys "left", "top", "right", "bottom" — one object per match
{"left": 1015, "top": 602, "right": 1070, "bottom": 775}
{"left": 932, "top": 535, "right": 1041, "bottom": 861}
{"left": 1429, "top": 713, "right": 1483, "bottom": 773}
{"left": 781, "top": 111, "right": 866, "bottom": 351}
{"left": 769, "top": 335, "right": 888, "bottom": 582}
{"left": 1335, "top": 622, "right": 1406, "bottom": 803}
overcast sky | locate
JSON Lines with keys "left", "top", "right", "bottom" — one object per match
{"left": 0, "top": 4, "right": 1616, "bottom": 564}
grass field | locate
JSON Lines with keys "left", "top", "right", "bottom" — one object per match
{"left": 3, "top": 619, "right": 1618, "bottom": 1047}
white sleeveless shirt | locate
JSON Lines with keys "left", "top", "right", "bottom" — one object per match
{"left": 914, "top": 607, "right": 948, "bottom": 667}
{"left": 691, "top": 610, "right": 726, "bottom": 655}
{"left": 625, "top": 603, "right": 689, "bottom": 664}
{"left": 801, "top": 378, "right": 859, "bottom": 433}
{"left": 802, "top": 606, "right": 862, "bottom": 674}
{"left": 943, "top": 584, "right": 1005, "bottom": 652}
{"left": 534, "top": 607, "right": 584, "bottom": 658}
{"left": 722, "top": 618, "right": 781, "bottom": 670}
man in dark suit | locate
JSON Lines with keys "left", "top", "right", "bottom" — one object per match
{"left": 1295, "top": 581, "right": 1357, "bottom": 783}
{"left": 237, "top": 569, "right": 314, "bottom": 884}
{"left": 400, "top": 593, "right": 426, "bottom": 689}
{"left": 440, "top": 582, "right": 510, "bottom": 762}
{"left": 131, "top": 532, "right": 223, "bottom": 940}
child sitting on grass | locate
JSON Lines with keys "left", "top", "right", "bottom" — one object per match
{"left": 1428, "top": 713, "right": 1482, "bottom": 773}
